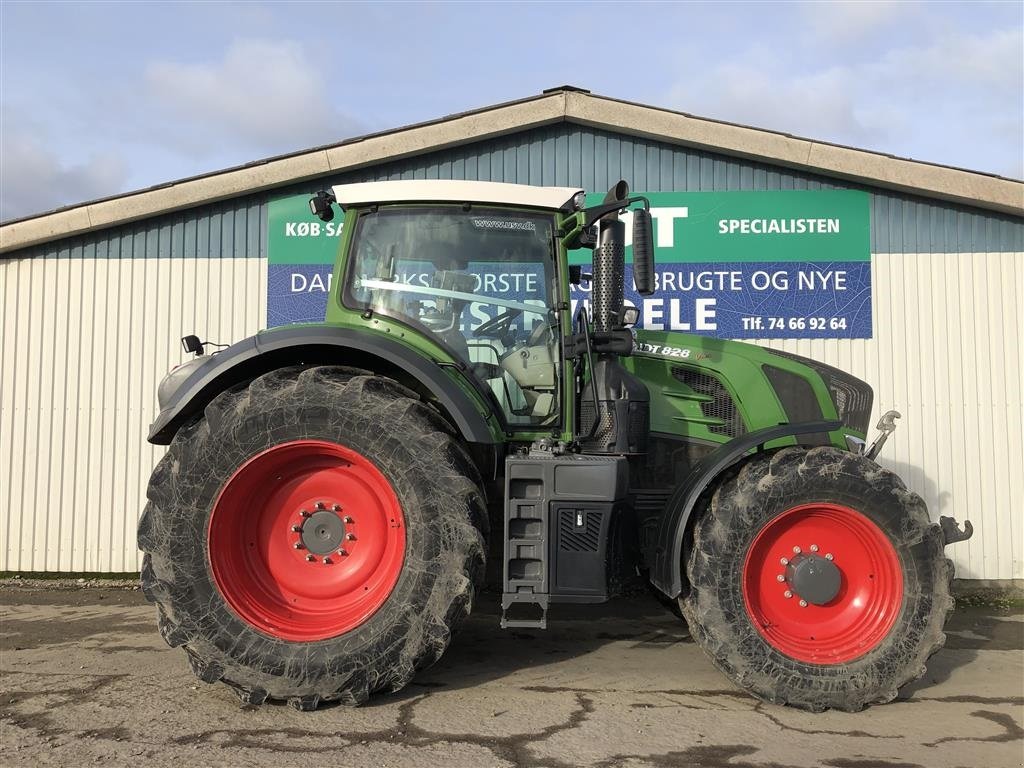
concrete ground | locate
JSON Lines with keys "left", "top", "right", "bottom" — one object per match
{"left": 1, "top": 584, "right": 1021, "bottom": 768}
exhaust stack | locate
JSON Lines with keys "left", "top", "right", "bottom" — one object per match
{"left": 592, "top": 217, "right": 625, "bottom": 333}
{"left": 578, "top": 181, "right": 650, "bottom": 455}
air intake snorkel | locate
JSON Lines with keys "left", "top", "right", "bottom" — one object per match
{"left": 571, "top": 180, "right": 654, "bottom": 454}
{"left": 570, "top": 181, "right": 655, "bottom": 333}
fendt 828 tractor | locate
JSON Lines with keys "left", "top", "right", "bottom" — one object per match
{"left": 140, "top": 179, "right": 973, "bottom": 712}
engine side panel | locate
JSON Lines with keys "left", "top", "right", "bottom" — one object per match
{"left": 624, "top": 329, "right": 854, "bottom": 444}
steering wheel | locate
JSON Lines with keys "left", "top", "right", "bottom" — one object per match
{"left": 474, "top": 308, "right": 522, "bottom": 340}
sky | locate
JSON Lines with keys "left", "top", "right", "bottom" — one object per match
{"left": 1, "top": 1, "right": 1021, "bottom": 222}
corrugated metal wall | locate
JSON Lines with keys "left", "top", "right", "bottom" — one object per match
{"left": 1, "top": 199, "right": 268, "bottom": 572}
{"left": 2, "top": 123, "right": 1022, "bottom": 577}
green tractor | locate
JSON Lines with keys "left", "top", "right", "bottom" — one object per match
{"left": 140, "top": 179, "right": 973, "bottom": 712}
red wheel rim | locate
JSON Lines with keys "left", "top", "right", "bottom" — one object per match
{"left": 207, "top": 440, "right": 405, "bottom": 642}
{"left": 741, "top": 503, "right": 903, "bottom": 664}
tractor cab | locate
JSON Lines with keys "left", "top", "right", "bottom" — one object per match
{"left": 335, "top": 191, "right": 565, "bottom": 426}
{"left": 317, "top": 179, "right": 657, "bottom": 445}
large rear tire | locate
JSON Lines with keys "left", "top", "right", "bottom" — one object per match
{"left": 682, "top": 446, "right": 952, "bottom": 712}
{"left": 138, "top": 366, "right": 486, "bottom": 709}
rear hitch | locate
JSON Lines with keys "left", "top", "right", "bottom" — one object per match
{"left": 939, "top": 516, "right": 974, "bottom": 545}
{"left": 866, "top": 410, "right": 901, "bottom": 461}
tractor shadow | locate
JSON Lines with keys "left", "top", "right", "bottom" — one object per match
{"left": 390, "top": 588, "right": 693, "bottom": 700}
{"left": 368, "top": 592, "right": 1014, "bottom": 708}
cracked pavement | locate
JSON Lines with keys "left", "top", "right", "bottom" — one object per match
{"left": 1, "top": 585, "right": 1021, "bottom": 767}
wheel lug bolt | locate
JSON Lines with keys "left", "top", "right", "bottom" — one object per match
{"left": 333, "top": 504, "right": 342, "bottom": 512}
{"left": 338, "top": 548, "right": 348, "bottom": 556}
{"left": 305, "top": 554, "right": 315, "bottom": 562}
{"left": 792, "top": 546, "right": 801, "bottom": 554}
{"left": 776, "top": 574, "right": 785, "bottom": 582}
{"left": 343, "top": 516, "right": 354, "bottom": 524}
{"left": 293, "top": 542, "right": 304, "bottom": 550}
{"left": 299, "top": 510, "right": 311, "bottom": 518}
{"left": 291, "top": 525, "right": 302, "bottom": 533}
{"left": 322, "top": 556, "right": 331, "bottom": 565}
{"left": 780, "top": 557, "right": 789, "bottom": 566}
{"left": 825, "top": 553, "right": 834, "bottom": 561}
{"left": 346, "top": 533, "right": 356, "bottom": 541}
{"left": 784, "top": 590, "right": 793, "bottom": 598}
{"left": 316, "top": 501, "right": 326, "bottom": 510}
{"left": 799, "top": 599, "right": 808, "bottom": 608}
{"left": 810, "top": 544, "right": 819, "bottom": 553}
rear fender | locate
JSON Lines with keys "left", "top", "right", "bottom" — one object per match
{"left": 648, "top": 420, "right": 842, "bottom": 598}
{"left": 148, "top": 325, "right": 500, "bottom": 446}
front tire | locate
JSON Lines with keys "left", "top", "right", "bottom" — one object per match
{"left": 682, "top": 446, "right": 952, "bottom": 712}
{"left": 138, "top": 366, "right": 486, "bottom": 709}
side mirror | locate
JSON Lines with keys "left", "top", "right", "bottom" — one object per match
{"left": 632, "top": 208, "right": 655, "bottom": 295}
{"left": 568, "top": 265, "right": 593, "bottom": 285}
{"left": 308, "top": 191, "right": 335, "bottom": 222}
{"left": 621, "top": 306, "right": 640, "bottom": 327}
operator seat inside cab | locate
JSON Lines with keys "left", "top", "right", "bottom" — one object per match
{"left": 419, "top": 240, "right": 475, "bottom": 360}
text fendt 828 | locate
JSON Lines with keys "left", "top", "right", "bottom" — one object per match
{"left": 140, "top": 179, "right": 973, "bottom": 712}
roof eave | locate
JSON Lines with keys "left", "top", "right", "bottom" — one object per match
{"left": 2, "top": 88, "right": 1020, "bottom": 255}
{"left": 0, "top": 92, "right": 568, "bottom": 253}
{"left": 563, "top": 92, "right": 1023, "bottom": 217}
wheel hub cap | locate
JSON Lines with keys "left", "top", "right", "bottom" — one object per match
{"left": 299, "top": 509, "right": 346, "bottom": 555}
{"left": 785, "top": 553, "right": 842, "bottom": 606}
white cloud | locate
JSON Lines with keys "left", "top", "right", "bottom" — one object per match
{"left": 674, "top": 61, "right": 881, "bottom": 143}
{"left": 881, "top": 28, "right": 1023, "bottom": 92}
{"left": 667, "top": 26, "right": 1023, "bottom": 176}
{"left": 801, "top": 1, "right": 914, "bottom": 44}
{"left": 144, "top": 39, "right": 362, "bottom": 155}
{"left": 0, "top": 109, "right": 128, "bottom": 221}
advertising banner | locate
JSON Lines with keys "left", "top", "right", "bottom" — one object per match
{"left": 267, "top": 189, "right": 871, "bottom": 338}
{"left": 266, "top": 195, "right": 346, "bottom": 328}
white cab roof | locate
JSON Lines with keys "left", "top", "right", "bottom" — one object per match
{"left": 331, "top": 180, "right": 583, "bottom": 211}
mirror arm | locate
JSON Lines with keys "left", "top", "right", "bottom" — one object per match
{"left": 581, "top": 196, "right": 649, "bottom": 229}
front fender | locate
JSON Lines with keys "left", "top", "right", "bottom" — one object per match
{"left": 148, "top": 325, "right": 500, "bottom": 446}
{"left": 649, "top": 420, "right": 842, "bottom": 598}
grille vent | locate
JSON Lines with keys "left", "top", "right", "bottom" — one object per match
{"left": 767, "top": 349, "right": 874, "bottom": 433}
{"left": 670, "top": 367, "right": 746, "bottom": 437}
{"left": 580, "top": 401, "right": 616, "bottom": 448}
{"left": 559, "top": 509, "right": 603, "bottom": 552}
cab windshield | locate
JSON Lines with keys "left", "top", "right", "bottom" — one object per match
{"left": 345, "top": 205, "right": 560, "bottom": 426}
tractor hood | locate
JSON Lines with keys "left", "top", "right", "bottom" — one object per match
{"left": 626, "top": 329, "right": 873, "bottom": 440}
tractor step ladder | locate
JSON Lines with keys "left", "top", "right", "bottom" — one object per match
{"left": 500, "top": 452, "right": 628, "bottom": 630}
{"left": 501, "top": 463, "right": 551, "bottom": 629}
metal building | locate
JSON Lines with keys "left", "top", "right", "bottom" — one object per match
{"left": 1, "top": 87, "right": 1022, "bottom": 582}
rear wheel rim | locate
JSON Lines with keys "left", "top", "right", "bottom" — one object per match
{"left": 208, "top": 440, "right": 405, "bottom": 642}
{"left": 741, "top": 502, "right": 903, "bottom": 664}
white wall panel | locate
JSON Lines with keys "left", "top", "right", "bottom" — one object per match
{"left": 0, "top": 250, "right": 1020, "bottom": 579}
{"left": 0, "top": 255, "right": 266, "bottom": 572}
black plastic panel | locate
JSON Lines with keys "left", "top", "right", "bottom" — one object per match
{"left": 767, "top": 349, "right": 874, "bottom": 433}
{"left": 502, "top": 453, "right": 628, "bottom": 612}
{"left": 763, "top": 365, "right": 823, "bottom": 424}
